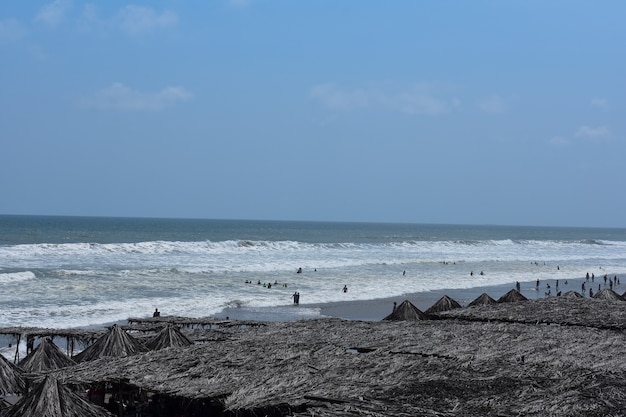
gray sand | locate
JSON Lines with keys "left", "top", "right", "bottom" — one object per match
{"left": 219, "top": 275, "right": 618, "bottom": 322}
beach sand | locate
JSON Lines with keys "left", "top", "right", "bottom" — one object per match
{"left": 218, "top": 275, "right": 619, "bottom": 322}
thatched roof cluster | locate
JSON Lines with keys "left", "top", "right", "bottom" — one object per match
{"left": 49, "top": 296, "right": 626, "bottom": 416}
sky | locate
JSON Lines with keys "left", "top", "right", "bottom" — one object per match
{"left": 1, "top": 1, "right": 625, "bottom": 228}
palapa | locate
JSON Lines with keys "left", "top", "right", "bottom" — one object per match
{"left": 18, "top": 338, "right": 76, "bottom": 373}
{"left": 0, "top": 353, "right": 25, "bottom": 395}
{"left": 72, "top": 324, "right": 148, "bottom": 363}
{"left": 497, "top": 289, "right": 527, "bottom": 303}
{"left": 593, "top": 288, "right": 624, "bottom": 301}
{"left": 3, "top": 375, "right": 112, "bottom": 417}
{"left": 467, "top": 292, "right": 497, "bottom": 307}
{"left": 562, "top": 290, "right": 584, "bottom": 299}
{"left": 383, "top": 300, "right": 429, "bottom": 321}
{"left": 145, "top": 324, "right": 193, "bottom": 350}
{"left": 50, "top": 306, "right": 626, "bottom": 416}
{"left": 425, "top": 295, "right": 462, "bottom": 314}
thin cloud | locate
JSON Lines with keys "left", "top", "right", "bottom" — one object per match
{"left": 81, "top": 83, "right": 192, "bottom": 111}
{"left": 590, "top": 98, "right": 610, "bottom": 110}
{"left": 477, "top": 94, "right": 507, "bottom": 114}
{"left": 0, "top": 19, "right": 28, "bottom": 44}
{"left": 117, "top": 5, "right": 178, "bottom": 36}
{"left": 548, "top": 136, "right": 570, "bottom": 147}
{"left": 310, "top": 83, "right": 459, "bottom": 116}
{"left": 575, "top": 125, "right": 611, "bottom": 141}
{"left": 35, "top": 0, "right": 72, "bottom": 28}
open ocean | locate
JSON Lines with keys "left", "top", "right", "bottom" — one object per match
{"left": 1, "top": 215, "right": 626, "bottom": 329}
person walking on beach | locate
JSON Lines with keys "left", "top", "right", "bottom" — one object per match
{"left": 153, "top": 308, "right": 160, "bottom": 317}
{"left": 292, "top": 291, "right": 300, "bottom": 305}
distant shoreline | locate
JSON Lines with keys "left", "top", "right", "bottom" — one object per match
{"left": 216, "top": 274, "right": 620, "bottom": 323}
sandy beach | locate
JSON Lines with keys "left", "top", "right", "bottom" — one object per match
{"left": 218, "top": 274, "right": 614, "bottom": 322}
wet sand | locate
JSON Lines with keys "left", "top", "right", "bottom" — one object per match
{"left": 219, "top": 275, "right": 621, "bottom": 322}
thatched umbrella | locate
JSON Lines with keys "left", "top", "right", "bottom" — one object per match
{"left": 497, "top": 289, "right": 527, "bottom": 303}
{"left": 72, "top": 324, "right": 148, "bottom": 363}
{"left": 383, "top": 300, "right": 429, "bottom": 321}
{"left": 145, "top": 324, "right": 193, "bottom": 350}
{"left": 593, "top": 289, "right": 624, "bottom": 301}
{"left": 562, "top": 290, "right": 584, "bottom": 299}
{"left": 3, "top": 375, "right": 113, "bottom": 417}
{"left": 468, "top": 293, "right": 497, "bottom": 307}
{"left": 425, "top": 295, "right": 462, "bottom": 314}
{"left": 18, "top": 338, "right": 76, "bottom": 373}
{"left": 0, "top": 353, "right": 25, "bottom": 395}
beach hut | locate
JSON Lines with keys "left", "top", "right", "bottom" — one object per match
{"left": 593, "top": 289, "right": 624, "bottom": 301}
{"left": 72, "top": 324, "right": 148, "bottom": 363}
{"left": 383, "top": 300, "right": 429, "bottom": 321}
{"left": 145, "top": 324, "right": 193, "bottom": 350}
{"left": 3, "top": 375, "right": 112, "bottom": 417}
{"left": 425, "top": 295, "right": 462, "bottom": 314}
{"left": 0, "top": 353, "right": 25, "bottom": 395}
{"left": 497, "top": 289, "right": 528, "bottom": 303}
{"left": 467, "top": 293, "right": 497, "bottom": 307}
{"left": 18, "top": 338, "right": 76, "bottom": 373}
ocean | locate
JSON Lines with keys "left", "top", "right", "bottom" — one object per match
{"left": 1, "top": 215, "right": 626, "bottom": 328}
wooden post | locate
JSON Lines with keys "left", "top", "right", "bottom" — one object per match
{"left": 13, "top": 334, "right": 21, "bottom": 363}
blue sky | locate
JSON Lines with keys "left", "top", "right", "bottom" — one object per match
{"left": 1, "top": 1, "right": 624, "bottom": 227}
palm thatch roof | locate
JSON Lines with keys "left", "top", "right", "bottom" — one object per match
{"left": 562, "top": 290, "right": 584, "bottom": 299}
{"left": 0, "top": 353, "right": 25, "bottom": 395}
{"left": 18, "top": 338, "right": 76, "bottom": 374}
{"left": 497, "top": 288, "right": 528, "bottom": 303}
{"left": 3, "top": 375, "right": 112, "bottom": 417}
{"left": 51, "top": 302, "right": 626, "bottom": 416}
{"left": 467, "top": 292, "right": 497, "bottom": 307}
{"left": 72, "top": 324, "right": 148, "bottom": 363}
{"left": 382, "top": 300, "right": 429, "bottom": 321}
{"left": 145, "top": 324, "right": 193, "bottom": 350}
{"left": 425, "top": 295, "right": 462, "bottom": 314}
{"left": 593, "top": 289, "right": 624, "bottom": 301}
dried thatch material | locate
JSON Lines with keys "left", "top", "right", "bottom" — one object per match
{"left": 425, "top": 295, "right": 462, "bottom": 314}
{"left": 497, "top": 288, "right": 527, "bottom": 303}
{"left": 3, "top": 375, "right": 112, "bottom": 417}
{"left": 467, "top": 292, "right": 497, "bottom": 307}
{"left": 53, "top": 306, "right": 626, "bottom": 416}
{"left": 18, "top": 338, "right": 76, "bottom": 374}
{"left": 145, "top": 324, "right": 193, "bottom": 350}
{"left": 0, "top": 353, "right": 25, "bottom": 395}
{"left": 72, "top": 324, "right": 148, "bottom": 363}
{"left": 562, "top": 290, "right": 584, "bottom": 299}
{"left": 383, "top": 300, "right": 429, "bottom": 321}
{"left": 593, "top": 289, "right": 623, "bottom": 301}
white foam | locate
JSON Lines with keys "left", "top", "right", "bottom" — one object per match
{"left": 0, "top": 271, "right": 36, "bottom": 284}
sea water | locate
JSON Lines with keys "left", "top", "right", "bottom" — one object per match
{"left": 1, "top": 215, "right": 626, "bottom": 328}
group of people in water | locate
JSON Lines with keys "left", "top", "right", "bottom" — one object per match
{"left": 243, "top": 267, "right": 350, "bottom": 306}
{"left": 524, "top": 270, "right": 621, "bottom": 298}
